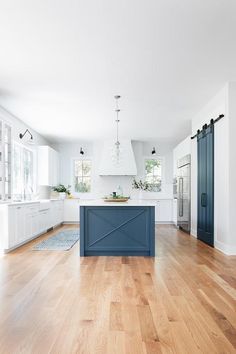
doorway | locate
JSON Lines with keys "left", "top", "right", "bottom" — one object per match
{"left": 197, "top": 125, "right": 214, "bottom": 246}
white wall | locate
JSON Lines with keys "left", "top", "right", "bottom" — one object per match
{"left": 227, "top": 82, "right": 236, "bottom": 254}
{"left": 190, "top": 84, "right": 234, "bottom": 254}
{"left": 53, "top": 140, "right": 174, "bottom": 200}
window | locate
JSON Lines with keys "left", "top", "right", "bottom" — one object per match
{"left": 13, "top": 143, "right": 34, "bottom": 200}
{"left": 0, "top": 121, "right": 12, "bottom": 200}
{"left": 145, "top": 158, "right": 162, "bottom": 192}
{"left": 74, "top": 160, "right": 91, "bottom": 193}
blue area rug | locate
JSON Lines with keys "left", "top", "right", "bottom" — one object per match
{"left": 33, "top": 229, "right": 80, "bottom": 251}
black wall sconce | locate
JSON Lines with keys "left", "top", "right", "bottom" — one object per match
{"left": 19, "top": 129, "right": 34, "bottom": 144}
{"left": 80, "top": 147, "right": 84, "bottom": 155}
{"left": 151, "top": 147, "right": 156, "bottom": 155}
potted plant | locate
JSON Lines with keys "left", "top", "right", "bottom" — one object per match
{"left": 132, "top": 179, "right": 151, "bottom": 199}
{"left": 53, "top": 184, "right": 71, "bottom": 199}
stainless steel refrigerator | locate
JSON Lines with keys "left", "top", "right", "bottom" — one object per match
{"left": 177, "top": 154, "right": 191, "bottom": 233}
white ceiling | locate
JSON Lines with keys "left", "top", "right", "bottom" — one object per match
{"left": 0, "top": 0, "right": 236, "bottom": 144}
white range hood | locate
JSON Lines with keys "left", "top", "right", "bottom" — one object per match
{"left": 99, "top": 140, "right": 137, "bottom": 176}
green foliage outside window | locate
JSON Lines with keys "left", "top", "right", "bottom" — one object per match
{"left": 145, "top": 159, "right": 162, "bottom": 192}
{"left": 74, "top": 160, "right": 91, "bottom": 193}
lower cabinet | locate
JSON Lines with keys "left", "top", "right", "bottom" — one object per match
{"left": 51, "top": 200, "right": 64, "bottom": 226}
{"left": 8, "top": 204, "right": 42, "bottom": 248}
{"left": 155, "top": 199, "right": 173, "bottom": 223}
{"left": 80, "top": 206, "right": 155, "bottom": 256}
{"left": 38, "top": 209, "right": 51, "bottom": 234}
{"left": 63, "top": 199, "right": 80, "bottom": 223}
{"left": 1, "top": 200, "right": 64, "bottom": 252}
{"left": 25, "top": 204, "right": 40, "bottom": 240}
{"left": 8, "top": 205, "right": 26, "bottom": 247}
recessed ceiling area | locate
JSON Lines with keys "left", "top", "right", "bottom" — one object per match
{"left": 0, "top": 0, "right": 236, "bottom": 143}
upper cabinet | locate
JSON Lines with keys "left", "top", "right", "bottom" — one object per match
{"left": 38, "top": 146, "right": 59, "bottom": 186}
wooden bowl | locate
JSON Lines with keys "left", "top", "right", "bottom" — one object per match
{"left": 104, "top": 198, "right": 129, "bottom": 202}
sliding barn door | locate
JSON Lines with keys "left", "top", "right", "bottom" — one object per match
{"left": 197, "top": 125, "right": 214, "bottom": 246}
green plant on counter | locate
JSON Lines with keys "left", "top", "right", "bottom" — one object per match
{"left": 53, "top": 184, "right": 71, "bottom": 195}
{"left": 132, "top": 178, "right": 151, "bottom": 191}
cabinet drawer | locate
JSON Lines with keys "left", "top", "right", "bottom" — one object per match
{"left": 25, "top": 205, "right": 39, "bottom": 214}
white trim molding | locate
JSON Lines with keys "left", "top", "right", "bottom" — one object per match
{"left": 191, "top": 228, "right": 197, "bottom": 238}
{"left": 214, "top": 240, "right": 236, "bottom": 256}
{"left": 155, "top": 221, "right": 174, "bottom": 225}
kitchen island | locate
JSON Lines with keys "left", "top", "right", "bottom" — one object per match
{"left": 80, "top": 200, "right": 155, "bottom": 257}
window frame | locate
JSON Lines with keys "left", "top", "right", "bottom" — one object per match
{"left": 71, "top": 157, "right": 93, "bottom": 195}
{"left": 12, "top": 141, "right": 36, "bottom": 200}
{"left": 143, "top": 156, "right": 165, "bottom": 193}
{"left": 0, "top": 119, "right": 12, "bottom": 201}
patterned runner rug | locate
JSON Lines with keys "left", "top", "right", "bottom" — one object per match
{"left": 33, "top": 229, "right": 80, "bottom": 251}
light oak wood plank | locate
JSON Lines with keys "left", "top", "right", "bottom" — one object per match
{"left": 0, "top": 224, "right": 235, "bottom": 353}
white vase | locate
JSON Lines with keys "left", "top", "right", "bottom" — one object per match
{"left": 59, "top": 192, "right": 66, "bottom": 200}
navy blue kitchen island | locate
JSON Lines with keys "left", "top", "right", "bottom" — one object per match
{"left": 80, "top": 200, "right": 155, "bottom": 257}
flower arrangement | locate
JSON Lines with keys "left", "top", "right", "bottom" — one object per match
{"left": 132, "top": 178, "right": 151, "bottom": 191}
{"left": 53, "top": 184, "right": 71, "bottom": 195}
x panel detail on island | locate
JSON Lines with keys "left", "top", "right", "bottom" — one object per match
{"left": 80, "top": 201, "right": 155, "bottom": 257}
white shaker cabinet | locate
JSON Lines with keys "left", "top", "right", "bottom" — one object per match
{"left": 155, "top": 199, "right": 173, "bottom": 223}
{"left": 0, "top": 200, "right": 64, "bottom": 252}
{"left": 38, "top": 146, "right": 59, "bottom": 186}
{"left": 38, "top": 210, "right": 50, "bottom": 234}
{"left": 64, "top": 199, "right": 80, "bottom": 223}
{"left": 7, "top": 203, "right": 40, "bottom": 248}
{"left": 8, "top": 205, "right": 26, "bottom": 247}
{"left": 51, "top": 200, "right": 64, "bottom": 226}
{"left": 25, "top": 204, "right": 40, "bottom": 240}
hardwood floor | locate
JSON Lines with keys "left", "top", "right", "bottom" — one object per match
{"left": 0, "top": 225, "right": 236, "bottom": 354}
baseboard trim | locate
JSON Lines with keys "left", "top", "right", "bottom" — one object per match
{"left": 2, "top": 231, "right": 47, "bottom": 254}
{"left": 155, "top": 221, "right": 174, "bottom": 225}
{"left": 2, "top": 223, "right": 64, "bottom": 254}
{"left": 214, "top": 240, "right": 236, "bottom": 255}
{"left": 63, "top": 221, "right": 79, "bottom": 225}
{"left": 191, "top": 229, "right": 197, "bottom": 238}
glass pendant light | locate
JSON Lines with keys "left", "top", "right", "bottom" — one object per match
{"left": 111, "top": 95, "right": 122, "bottom": 165}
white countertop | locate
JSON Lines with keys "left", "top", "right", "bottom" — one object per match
{"left": 0, "top": 197, "right": 172, "bottom": 207}
{"left": 0, "top": 198, "right": 63, "bottom": 206}
{"left": 0, "top": 200, "right": 40, "bottom": 206}
{"left": 79, "top": 199, "right": 156, "bottom": 207}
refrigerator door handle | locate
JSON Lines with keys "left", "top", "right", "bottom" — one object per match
{"left": 179, "top": 177, "right": 184, "bottom": 217}
{"left": 201, "top": 193, "right": 207, "bottom": 207}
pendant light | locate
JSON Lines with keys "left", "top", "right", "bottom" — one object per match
{"left": 112, "top": 95, "right": 121, "bottom": 164}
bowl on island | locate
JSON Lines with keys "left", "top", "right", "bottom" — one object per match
{"left": 103, "top": 195, "right": 130, "bottom": 202}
